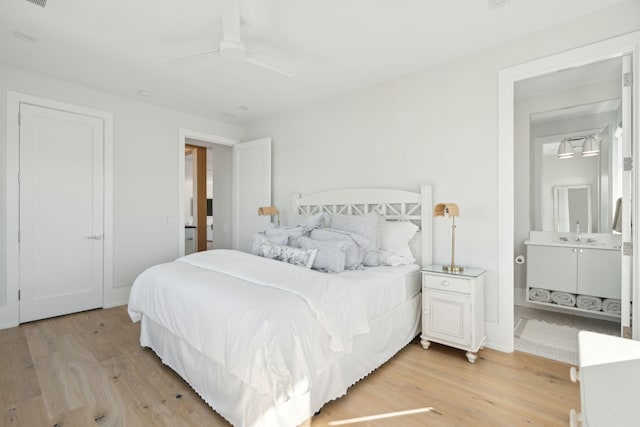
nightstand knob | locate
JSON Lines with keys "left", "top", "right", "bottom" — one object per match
{"left": 441, "top": 280, "right": 449, "bottom": 287}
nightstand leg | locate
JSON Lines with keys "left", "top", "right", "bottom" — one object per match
{"left": 420, "top": 336, "right": 431, "bottom": 350}
{"left": 465, "top": 351, "right": 478, "bottom": 363}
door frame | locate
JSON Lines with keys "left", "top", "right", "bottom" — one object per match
{"left": 498, "top": 31, "right": 640, "bottom": 350}
{"left": 178, "top": 129, "right": 239, "bottom": 256}
{"left": 3, "top": 91, "right": 114, "bottom": 328}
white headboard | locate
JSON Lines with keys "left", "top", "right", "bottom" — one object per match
{"left": 291, "top": 186, "right": 433, "bottom": 267}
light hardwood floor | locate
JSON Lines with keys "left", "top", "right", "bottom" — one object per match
{"left": 1, "top": 306, "right": 579, "bottom": 426}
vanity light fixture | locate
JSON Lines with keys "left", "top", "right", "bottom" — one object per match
{"left": 557, "top": 135, "right": 600, "bottom": 159}
{"left": 581, "top": 135, "right": 600, "bottom": 157}
{"left": 557, "top": 138, "right": 574, "bottom": 159}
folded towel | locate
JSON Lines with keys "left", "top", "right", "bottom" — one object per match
{"left": 529, "top": 288, "right": 552, "bottom": 303}
{"left": 577, "top": 295, "right": 603, "bottom": 311}
{"left": 551, "top": 291, "right": 577, "bottom": 307}
{"left": 602, "top": 298, "right": 622, "bottom": 315}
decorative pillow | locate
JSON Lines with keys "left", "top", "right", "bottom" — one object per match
{"left": 330, "top": 212, "right": 381, "bottom": 266}
{"left": 310, "top": 228, "right": 369, "bottom": 270}
{"left": 286, "top": 212, "right": 327, "bottom": 232}
{"left": 298, "top": 237, "right": 348, "bottom": 273}
{"left": 378, "top": 221, "right": 419, "bottom": 266}
{"left": 251, "top": 233, "right": 289, "bottom": 255}
{"left": 257, "top": 241, "right": 317, "bottom": 269}
{"left": 264, "top": 223, "right": 306, "bottom": 247}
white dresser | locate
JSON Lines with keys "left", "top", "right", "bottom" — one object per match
{"left": 570, "top": 331, "right": 640, "bottom": 427}
{"left": 420, "top": 265, "right": 485, "bottom": 363}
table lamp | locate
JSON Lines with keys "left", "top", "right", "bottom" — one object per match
{"left": 434, "top": 202, "right": 463, "bottom": 272}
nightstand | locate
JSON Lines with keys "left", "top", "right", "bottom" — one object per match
{"left": 420, "top": 265, "right": 486, "bottom": 363}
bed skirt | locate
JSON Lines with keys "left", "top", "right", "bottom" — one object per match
{"left": 139, "top": 293, "right": 421, "bottom": 427}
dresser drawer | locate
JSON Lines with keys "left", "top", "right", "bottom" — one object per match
{"left": 422, "top": 274, "right": 472, "bottom": 294}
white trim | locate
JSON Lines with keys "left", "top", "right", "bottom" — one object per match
{"left": 291, "top": 185, "right": 433, "bottom": 267}
{"left": 498, "top": 32, "right": 640, "bottom": 351}
{"left": 178, "top": 128, "right": 240, "bottom": 256}
{"left": 3, "top": 91, "right": 115, "bottom": 327}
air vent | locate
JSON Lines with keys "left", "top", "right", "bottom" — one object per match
{"left": 25, "top": 0, "right": 47, "bottom": 7}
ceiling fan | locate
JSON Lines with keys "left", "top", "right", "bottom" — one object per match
{"left": 165, "top": 0, "right": 297, "bottom": 77}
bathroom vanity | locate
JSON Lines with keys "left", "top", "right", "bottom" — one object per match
{"left": 525, "top": 231, "right": 621, "bottom": 318}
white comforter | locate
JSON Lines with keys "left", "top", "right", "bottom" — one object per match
{"left": 128, "top": 249, "right": 371, "bottom": 402}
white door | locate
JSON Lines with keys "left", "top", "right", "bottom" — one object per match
{"left": 620, "top": 54, "right": 633, "bottom": 337}
{"left": 19, "top": 104, "right": 104, "bottom": 323}
{"left": 232, "top": 137, "right": 271, "bottom": 252}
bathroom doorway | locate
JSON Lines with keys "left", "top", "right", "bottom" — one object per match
{"left": 511, "top": 55, "right": 631, "bottom": 363}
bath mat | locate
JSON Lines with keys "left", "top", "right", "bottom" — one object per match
{"left": 514, "top": 318, "right": 580, "bottom": 365}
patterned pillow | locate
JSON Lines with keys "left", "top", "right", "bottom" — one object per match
{"left": 264, "top": 223, "right": 306, "bottom": 247}
{"left": 257, "top": 241, "right": 317, "bottom": 269}
{"left": 309, "top": 228, "right": 368, "bottom": 269}
{"left": 330, "top": 212, "right": 381, "bottom": 266}
{"left": 251, "top": 233, "right": 289, "bottom": 255}
{"left": 298, "top": 237, "right": 348, "bottom": 273}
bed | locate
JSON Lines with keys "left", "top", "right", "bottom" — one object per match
{"left": 128, "top": 186, "right": 433, "bottom": 427}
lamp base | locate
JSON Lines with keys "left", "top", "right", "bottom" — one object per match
{"left": 442, "top": 265, "right": 464, "bottom": 273}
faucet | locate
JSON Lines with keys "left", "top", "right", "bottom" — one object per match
{"left": 575, "top": 219, "right": 581, "bottom": 242}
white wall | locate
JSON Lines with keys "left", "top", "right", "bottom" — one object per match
{"left": 244, "top": 1, "right": 640, "bottom": 349}
{"left": 0, "top": 64, "right": 243, "bottom": 314}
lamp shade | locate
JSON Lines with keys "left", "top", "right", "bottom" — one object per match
{"left": 557, "top": 139, "right": 574, "bottom": 159}
{"left": 581, "top": 135, "right": 600, "bottom": 157}
{"left": 258, "top": 206, "right": 279, "bottom": 216}
{"left": 433, "top": 203, "right": 459, "bottom": 218}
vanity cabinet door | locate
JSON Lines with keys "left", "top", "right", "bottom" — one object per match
{"left": 578, "top": 248, "right": 621, "bottom": 299}
{"left": 527, "top": 245, "right": 577, "bottom": 293}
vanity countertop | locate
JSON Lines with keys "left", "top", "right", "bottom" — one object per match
{"left": 525, "top": 240, "right": 620, "bottom": 251}
{"left": 525, "top": 231, "right": 621, "bottom": 251}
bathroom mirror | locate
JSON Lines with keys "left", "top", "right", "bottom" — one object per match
{"left": 554, "top": 185, "right": 591, "bottom": 233}
{"left": 530, "top": 98, "right": 623, "bottom": 234}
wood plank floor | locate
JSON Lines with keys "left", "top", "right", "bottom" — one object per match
{"left": 0, "top": 306, "right": 579, "bottom": 426}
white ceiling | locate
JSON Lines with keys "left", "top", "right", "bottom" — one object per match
{"left": 0, "top": 0, "right": 628, "bottom": 123}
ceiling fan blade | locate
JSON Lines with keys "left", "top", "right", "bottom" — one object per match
{"left": 220, "top": 0, "right": 241, "bottom": 42}
{"left": 164, "top": 48, "right": 219, "bottom": 62}
{"left": 245, "top": 49, "right": 297, "bottom": 77}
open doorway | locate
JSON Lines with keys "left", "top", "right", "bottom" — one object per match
{"left": 184, "top": 139, "right": 233, "bottom": 254}
{"left": 179, "top": 129, "right": 237, "bottom": 256}
{"left": 498, "top": 32, "right": 639, "bottom": 355}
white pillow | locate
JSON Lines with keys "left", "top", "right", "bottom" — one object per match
{"left": 310, "top": 228, "right": 368, "bottom": 269}
{"left": 264, "top": 223, "right": 306, "bottom": 247}
{"left": 257, "top": 241, "right": 317, "bottom": 269}
{"left": 298, "top": 237, "right": 348, "bottom": 273}
{"left": 379, "top": 221, "right": 418, "bottom": 266}
{"left": 251, "top": 233, "right": 288, "bottom": 255}
{"left": 286, "top": 212, "right": 327, "bottom": 232}
{"left": 330, "top": 212, "right": 381, "bottom": 266}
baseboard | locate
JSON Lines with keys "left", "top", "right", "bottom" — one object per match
{"left": 103, "top": 300, "right": 128, "bottom": 309}
{"left": 0, "top": 321, "right": 19, "bottom": 331}
{"left": 483, "top": 341, "right": 514, "bottom": 353}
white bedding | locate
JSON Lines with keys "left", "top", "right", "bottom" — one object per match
{"left": 337, "top": 264, "right": 420, "bottom": 319}
{"left": 128, "top": 249, "right": 421, "bottom": 426}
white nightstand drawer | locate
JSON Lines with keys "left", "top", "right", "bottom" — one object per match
{"left": 422, "top": 274, "right": 471, "bottom": 294}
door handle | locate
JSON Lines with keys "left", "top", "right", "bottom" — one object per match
{"left": 85, "top": 234, "right": 103, "bottom": 240}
